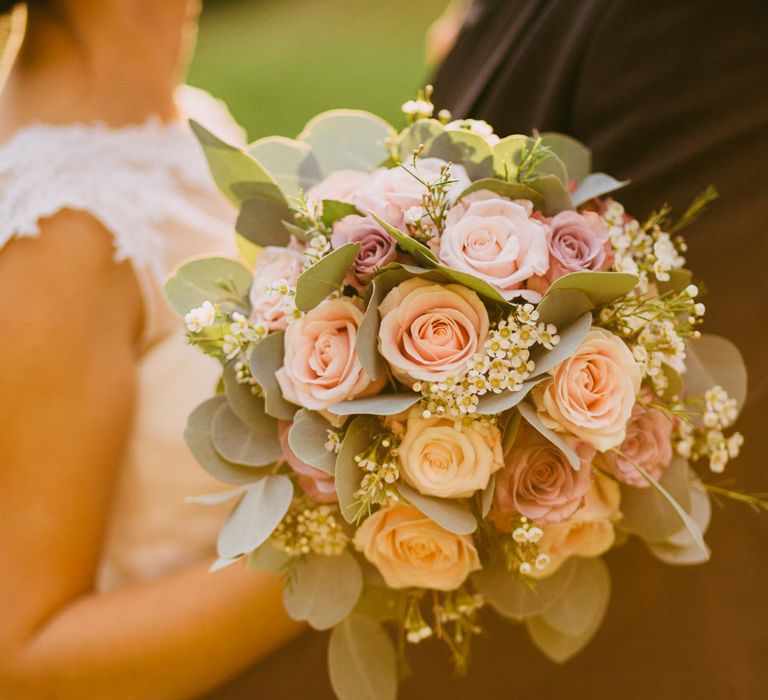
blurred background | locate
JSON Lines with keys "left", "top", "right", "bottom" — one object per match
{"left": 188, "top": 0, "right": 451, "bottom": 140}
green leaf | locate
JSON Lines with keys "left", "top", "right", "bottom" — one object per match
{"left": 656, "top": 267, "right": 692, "bottom": 296}
{"left": 235, "top": 196, "right": 293, "bottom": 247}
{"left": 248, "top": 136, "right": 322, "bottom": 199}
{"left": 459, "top": 177, "right": 546, "bottom": 211}
{"left": 354, "top": 584, "right": 401, "bottom": 623}
{"left": 185, "top": 485, "right": 248, "bottom": 506}
{"left": 328, "top": 393, "right": 420, "bottom": 417}
{"left": 619, "top": 457, "right": 694, "bottom": 543}
{"left": 209, "top": 557, "right": 241, "bottom": 572}
{"left": 283, "top": 550, "right": 363, "bottom": 630}
{"left": 501, "top": 410, "right": 522, "bottom": 456}
{"left": 423, "top": 130, "right": 494, "bottom": 180}
{"left": 528, "top": 174, "right": 575, "bottom": 216}
{"left": 572, "top": 172, "right": 629, "bottom": 206}
{"left": 321, "top": 199, "right": 363, "bottom": 227}
{"left": 473, "top": 557, "right": 578, "bottom": 619}
{"left": 396, "top": 119, "right": 445, "bottom": 163}
{"left": 660, "top": 362, "right": 684, "bottom": 402}
{"left": 328, "top": 613, "right": 398, "bottom": 700}
{"left": 184, "top": 396, "right": 264, "bottom": 484}
{"left": 544, "top": 271, "right": 639, "bottom": 307}
{"left": 299, "top": 110, "right": 394, "bottom": 177}
{"left": 480, "top": 473, "right": 496, "bottom": 518}
{"left": 539, "top": 133, "right": 591, "bottom": 184}
{"left": 684, "top": 333, "right": 748, "bottom": 416}
{"left": 288, "top": 409, "right": 337, "bottom": 475}
{"left": 222, "top": 360, "right": 268, "bottom": 427}
{"left": 189, "top": 120, "right": 285, "bottom": 206}
{"left": 518, "top": 402, "right": 581, "bottom": 470}
{"left": 475, "top": 380, "right": 540, "bottom": 415}
{"left": 536, "top": 288, "right": 594, "bottom": 329}
{"left": 336, "top": 416, "right": 379, "bottom": 522}
{"left": 491, "top": 135, "right": 570, "bottom": 185}
{"left": 249, "top": 332, "right": 297, "bottom": 420}
{"left": 369, "top": 213, "right": 439, "bottom": 267}
{"left": 525, "top": 558, "right": 611, "bottom": 663}
{"left": 648, "top": 483, "right": 712, "bottom": 565}
{"left": 217, "top": 475, "right": 294, "bottom": 559}
{"left": 247, "top": 541, "right": 292, "bottom": 573}
{"left": 164, "top": 257, "right": 252, "bottom": 315}
{"left": 294, "top": 243, "right": 360, "bottom": 312}
{"left": 529, "top": 312, "right": 592, "bottom": 378}
{"left": 211, "top": 401, "right": 282, "bottom": 467}
{"left": 397, "top": 483, "right": 477, "bottom": 535}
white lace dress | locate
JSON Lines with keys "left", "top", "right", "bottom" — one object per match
{"left": 0, "top": 86, "right": 243, "bottom": 590}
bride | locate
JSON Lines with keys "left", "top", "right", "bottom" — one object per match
{"left": 0, "top": 1, "right": 303, "bottom": 697}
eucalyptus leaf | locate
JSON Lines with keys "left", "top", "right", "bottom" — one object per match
{"left": 247, "top": 542, "right": 292, "bottom": 573}
{"left": 329, "top": 392, "right": 421, "bottom": 417}
{"left": 184, "top": 396, "right": 265, "bottom": 484}
{"left": 423, "top": 130, "right": 494, "bottom": 180}
{"left": 538, "top": 133, "right": 591, "bottom": 184}
{"left": 369, "top": 213, "right": 439, "bottom": 267}
{"left": 491, "top": 134, "right": 572, "bottom": 185}
{"left": 433, "top": 264, "right": 514, "bottom": 306}
{"left": 528, "top": 174, "right": 575, "bottom": 215}
{"left": 336, "top": 416, "right": 379, "bottom": 522}
{"left": 209, "top": 557, "right": 241, "bottom": 572}
{"left": 544, "top": 271, "right": 639, "bottom": 307}
{"left": 572, "top": 172, "right": 629, "bottom": 206}
{"left": 501, "top": 410, "right": 522, "bottom": 456}
{"left": 656, "top": 268, "right": 693, "bottom": 296}
{"left": 328, "top": 613, "right": 398, "bottom": 700}
{"left": 648, "top": 483, "right": 712, "bottom": 565}
{"left": 211, "top": 401, "right": 282, "bottom": 467}
{"left": 529, "top": 312, "right": 592, "bottom": 378}
{"left": 249, "top": 332, "right": 298, "bottom": 420}
{"left": 666, "top": 481, "right": 712, "bottom": 547}
{"left": 217, "top": 475, "right": 294, "bottom": 559}
{"left": 396, "top": 119, "right": 445, "bottom": 163}
{"left": 223, "top": 360, "right": 269, "bottom": 427}
{"left": 354, "top": 584, "right": 401, "bottom": 623}
{"left": 235, "top": 196, "right": 293, "bottom": 247}
{"left": 185, "top": 485, "right": 248, "bottom": 506}
{"left": 480, "top": 475, "right": 496, "bottom": 518}
{"left": 294, "top": 243, "right": 360, "bottom": 312}
{"left": 190, "top": 120, "right": 285, "bottom": 206}
{"left": 684, "top": 334, "right": 748, "bottom": 415}
{"left": 283, "top": 550, "right": 364, "bottom": 630}
{"left": 321, "top": 200, "right": 362, "bottom": 227}
{"left": 536, "top": 288, "right": 594, "bottom": 329}
{"left": 397, "top": 483, "right": 477, "bottom": 535}
{"left": 299, "top": 110, "right": 394, "bottom": 177}
{"left": 475, "top": 380, "right": 540, "bottom": 415}
{"left": 459, "top": 177, "right": 545, "bottom": 211}
{"left": 288, "top": 409, "right": 336, "bottom": 475}
{"left": 472, "top": 557, "right": 578, "bottom": 619}
{"left": 165, "top": 257, "right": 252, "bottom": 315}
{"left": 518, "top": 402, "right": 581, "bottom": 470}
{"left": 248, "top": 136, "right": 322, "bottom": 198}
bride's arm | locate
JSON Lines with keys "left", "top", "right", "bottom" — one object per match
{"left": 0, "top": 211, "right": 304, "bottom": 699}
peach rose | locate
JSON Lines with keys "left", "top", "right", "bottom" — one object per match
{"left": 398, "top": 410, "right": 504, "bottom": 498}
{"left": 495, "top": 425, "right": 594, "bottom": 524}
{"left": 353, "top": 504, "right": 481, "bottom": 590}
{"left": 358, "top": 158, "right": 470, "bottom": 229}
{"left": 330, "top": 215, "right": 397, "bottom": 288}
{"left": 277, "top": 420, "right": 337, "bottom": 503}
{"left": 532, "top": 328, "right": 642, "bottom": 452}
{"left": 378, "top": 278, "right": 489, "bottom": 384}
{"left": 276, "top": 298, "right": 380, "bottom": 410}
{"left": 249, "top": 246, "right": 303, "bottom": 331}
{"left": 438, "top": 191, "right": 549, "bottom": 300}
{"left": 533, "top": 471, "right": 621, "bottom": 578}
{"left": 601, "top": 390, "right": 675, "bottom": 488}
{"left": 528, "top": 211, "right": 614, "bottom": 294}
{"left": 306, "top": 169, "right": 372, "bottom": 207}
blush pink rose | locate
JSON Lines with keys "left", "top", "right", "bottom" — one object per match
{"left": 306, "top": 169, "right": 372, "bottom": 207}
{"left": 330, "top": 215, "right": 397, "bottom": 288}
{"left": 357, "top": 158, "right": 470, "bottom": 229}
{"left": 600, "top": 390, "right": 675, "bottom": 487}
{"left": 277, "top": 420, "right": 337, "bottom": 503}
{"left": 249, "top": 246, "right": 303, "bottom": 330}
{"left": 353, "top": 504, "right": 481, "bottom": 590}
{"left": 378, "top": 278, "right": 490, "bottom": 384}
{"left": 438, "top": 191, "right": 550, "bottom": 301}
{"left": 495, "top": 425, "right": 594, "bottom": 524}
{"left": 532, "top": 328, "right": 642, "bottom": 452}
{"left": 528, "top": 211, "right": 614, "bottom": 294}
{"left": 276, "top": 298, "right": 381, "bottom": 410}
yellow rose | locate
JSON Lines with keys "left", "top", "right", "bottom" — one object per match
{"left": 354, "top": 504, "right": 481, "bottom": 590}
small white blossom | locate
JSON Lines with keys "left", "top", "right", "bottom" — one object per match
{"left": 184, "top": 300, "right": 217, "bottom": 333}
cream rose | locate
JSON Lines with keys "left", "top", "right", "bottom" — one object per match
{"left": 533, "top": 472, "right": 621, "bottom": 578}
{"left": 532, "top": 328, "right": 642, "bottom": 452}
{"left": 353, "top": 504, "right": 481, "bottom": 590}
{"left": 398, "top": 411, "right": 504, "bottom": 498}
{"left": 378, "top": 278, "right": 489, "bottom": 384}
{"left": 249, "top": 246, "right": 303, "bottom": 331}
{"left": 276, "top": 298, "right": 380, "bottom": 410}
{"left": 495, "top": 425, "right": 594, "bottom": 524}
{"left": 438, "top": 191, "right": 549, "bottom": 300}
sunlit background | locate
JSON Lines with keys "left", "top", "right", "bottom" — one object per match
{"left": 187, "top": 0, "right": 450, "bottom": 140}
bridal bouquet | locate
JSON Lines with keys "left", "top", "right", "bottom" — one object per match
{"left": 166, "top": 90, "right": 751, "bottom": 698}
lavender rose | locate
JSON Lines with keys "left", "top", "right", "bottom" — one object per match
{"left": 330, "top": 215, "right": 397, "bottom": 288}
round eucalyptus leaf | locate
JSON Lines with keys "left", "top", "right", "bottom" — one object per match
{"left": 517, "top": 402, "right": 581, "bottom": 471}
{"left": 684, "top": 333, "right": 748, "bottom": 416}
{"left": 571, "top": 172, "right": 629, "bottom": 206}
{"left": 329, "top": 393, "right": 420, "bottom": 417}
{"left": 248, "top": 136, "right": 322, "bottom": 198}
{"left": 211, "top": 401, "right": 282, "bottom": 467}
{"left": 249, "top": 332, "right": 298, "bottom": 421}
{"left": 538, "top": 132, "right": 591, "bottom": 184}
{"left": 288, "top": 409, "right": 336, "bottom": 475}
{"left": 397, "top": 483, "right": 477, "bottom": 535}
{"left": 396, "top": 119, "right": 445, "bottom": 163}
{"left": 165, "top": 257, "right": 252, "bottom": 315}
{"left": 544, "top": 271, "right": 639, "bottom": 308}
{"left": 335, "top": 416, "right": 379, "bottom": 522}
{"left": 529, "top": 311, "right": 592, "bottom": 378}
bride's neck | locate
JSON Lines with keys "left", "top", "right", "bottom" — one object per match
{"left": 0, "top": 0, "right": 197, "bottom": 134}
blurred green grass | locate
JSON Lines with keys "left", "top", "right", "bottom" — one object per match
{"left": 187, "top": 0, "right": 449, "bottom": 141}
